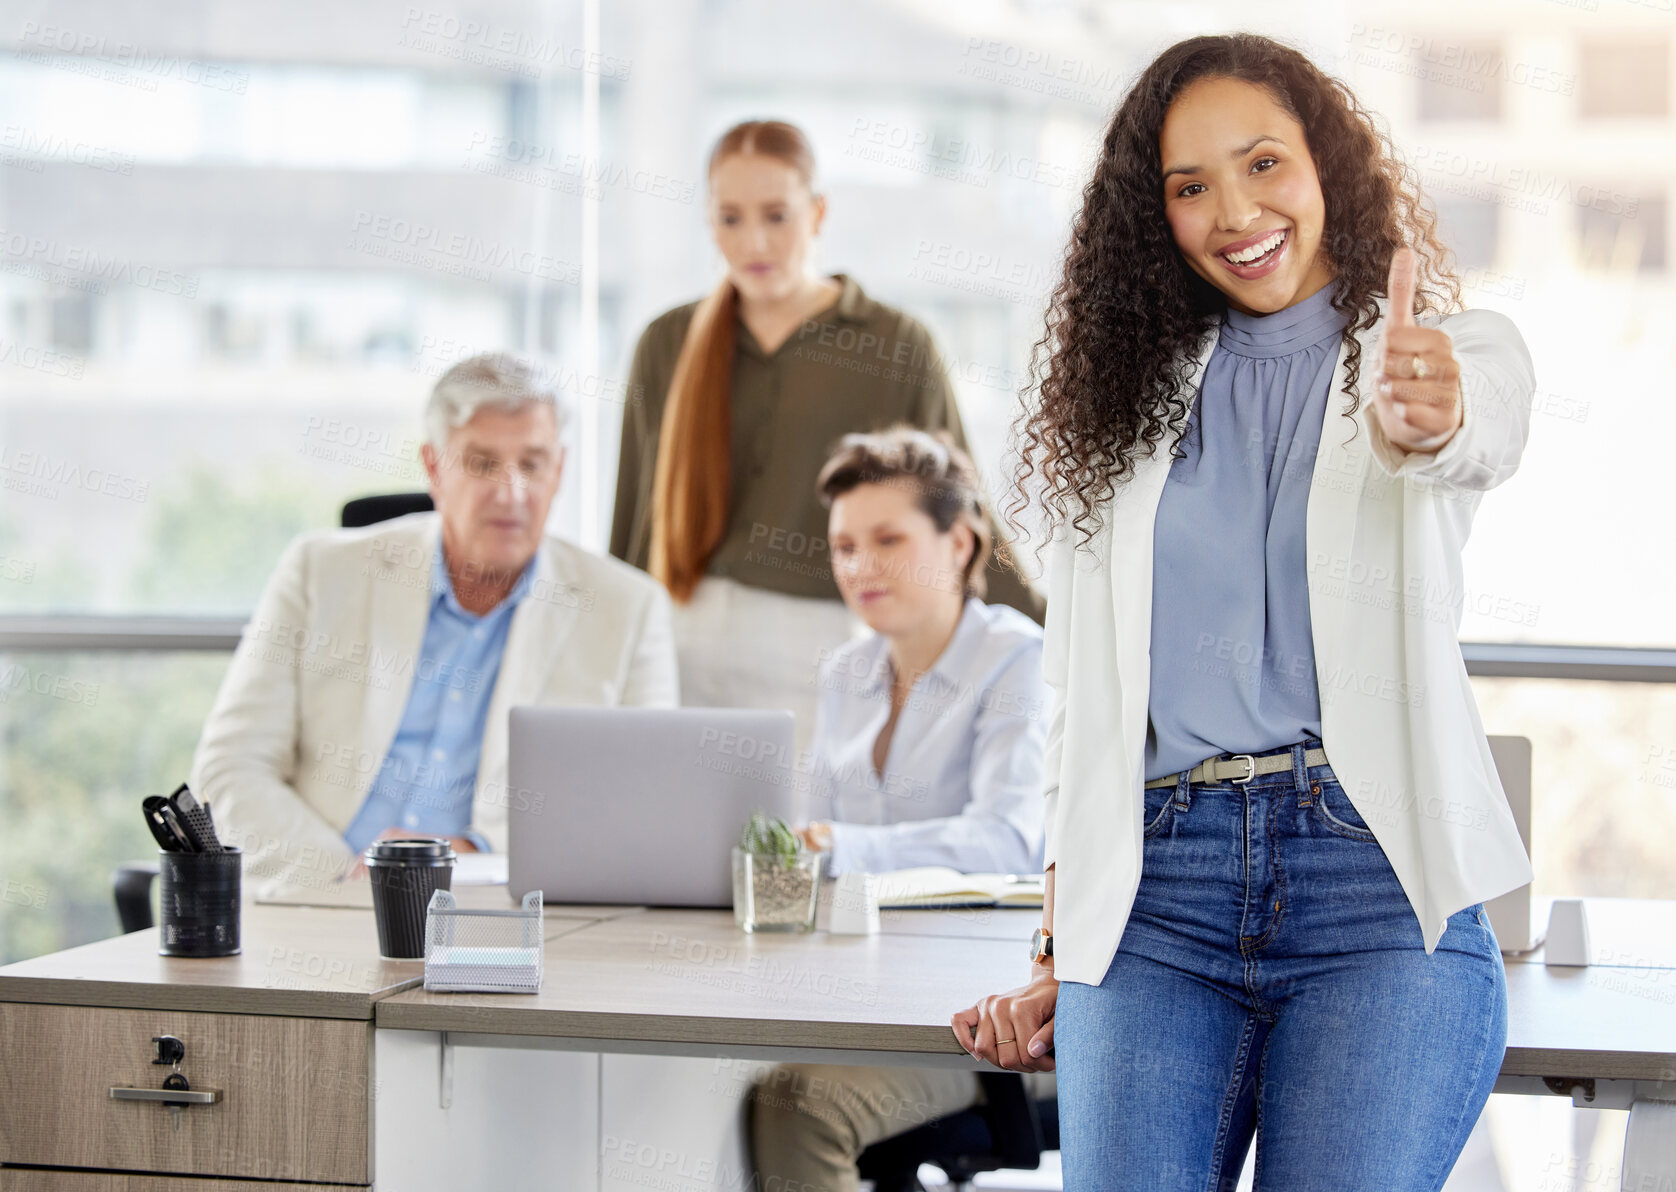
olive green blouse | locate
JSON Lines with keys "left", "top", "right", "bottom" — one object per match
{"left": 608, "top": 273, "right": 1043, "bottom": 621}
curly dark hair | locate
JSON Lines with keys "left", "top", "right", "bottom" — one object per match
{"left": 1008, "top": 32, "right": 1461, "bottom": 545}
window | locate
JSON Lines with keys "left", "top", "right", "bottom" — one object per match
{"left": 1417, "top": 39, "right": 1503, "bottom": 122}
{"left": 1579, "top": 39, "right": 1670, "bottom": 118}
{"left": 1577, "top": 189, "right": 1667, "bottom": 273}
{"left": 1433, "top": 197, "right": 1500, "bottom": 271}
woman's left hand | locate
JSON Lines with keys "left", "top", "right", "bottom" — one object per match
{"left": 1375, "top": 247, "right": 1462, "bottom": 454}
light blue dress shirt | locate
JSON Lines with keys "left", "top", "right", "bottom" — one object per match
{"left": 1145, "top": 283, "right": 1352, "bottom": 781}
{"left": 808, "top": 598, "right": 1049, "bottom": 875}
{"left": 342, "top": 547, "right": 532, "bottom": 855}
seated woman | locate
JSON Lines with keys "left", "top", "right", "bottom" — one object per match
{"left": 798, "top": 425, "right": 1048, "bottom": 874}
{"left": 750, "top": 426, "right": 1051, "bottom": 1192}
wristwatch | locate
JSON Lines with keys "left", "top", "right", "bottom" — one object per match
{"left": 1028, "top": 926, "right": 1053, "bottom": 965}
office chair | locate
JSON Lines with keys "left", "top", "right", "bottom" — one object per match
{"left": 112, "top": 862, "right": 159, "bottom": 933}
{"left": 340, "top": 492, "right": 433, "bottom": 528}
{"left": 857, "top": 1072, "right": 1056, "bottom": 1192}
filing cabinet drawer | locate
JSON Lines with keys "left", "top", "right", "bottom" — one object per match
{"left": 0, "top": 1172, "right": 352, "bottom": 1190}
{"left": 0, "top": 1003, "right": 369, "bottom": 1184}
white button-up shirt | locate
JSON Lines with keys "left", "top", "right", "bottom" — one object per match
{"left": 810, "top": 598, "right": 1050, "bottom": 875}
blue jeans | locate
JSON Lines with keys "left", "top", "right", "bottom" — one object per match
{"left": 1055, "top": 740, "right": 1506, "bottom": 1191}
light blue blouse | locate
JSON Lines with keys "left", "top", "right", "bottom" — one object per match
{"left": 808, "top": 598, "right": 1049, "bottom": 875}
{"left": 1145, "top": 283, "right": 1352, "bottom": 781}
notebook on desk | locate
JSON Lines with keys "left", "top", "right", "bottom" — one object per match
{"left": 872, "top": 867, "right": 1045, "bottom": 909}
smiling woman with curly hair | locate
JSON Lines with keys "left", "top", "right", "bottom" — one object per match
{"left": 1011, "top": 34, "right": 1462, "bottom": 539}
{"left": 953, "top": 33, "right": 1538, "bottom": 1189}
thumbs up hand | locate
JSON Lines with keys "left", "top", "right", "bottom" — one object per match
{"left": 1374, "top": 246, "right": 1462, "bottom": 454}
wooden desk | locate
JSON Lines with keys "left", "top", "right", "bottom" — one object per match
{"left": 380, "top": 907, "right": 1022, "bottom": 1057}
{"left": 0, "top": 906, "right": 408, "bottom": 1187}
{"left": 3, "top": 897, "right": 1673, "bottom": 1190}
{"left": 373, "top": 907, "right": 1035, "bottom": 1190}
{"left": 0, "top": 904, "right": 601, "bottom": 1188}
{"left": 0, "top": 905, "right": 422, "bottom": 1019}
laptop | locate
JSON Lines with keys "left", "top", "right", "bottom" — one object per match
{"left": 507, "top": 706, "right": 800, "bottom": 907}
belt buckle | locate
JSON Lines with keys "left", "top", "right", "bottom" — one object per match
{"left": 1229, "top": 754, "right": 1256, "bottom": 784}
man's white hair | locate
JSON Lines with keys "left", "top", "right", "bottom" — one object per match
{"left": 426, "top": 351, "right": 568, "bottom": 449}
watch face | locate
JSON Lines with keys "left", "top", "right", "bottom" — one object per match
{"left": 1029, "top": 927, "right": 1052, "bottom": 962}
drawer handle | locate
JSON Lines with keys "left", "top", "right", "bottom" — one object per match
{"left": 109, "top": 1086, "right": 222, "bottom": 1105}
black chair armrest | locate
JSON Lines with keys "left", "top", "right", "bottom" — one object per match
{"left": 112, "top": 861, "right": 159, "bottom": 934}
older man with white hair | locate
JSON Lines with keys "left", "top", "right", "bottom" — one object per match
{"left": 191, "top": 352, "right": 678, "bottom": 888}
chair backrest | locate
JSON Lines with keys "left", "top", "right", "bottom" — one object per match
{"left": 111, "top": 862, "right": 159, "bottom": 934}
{"left": 341, "top": 492, "right": 433, "bottom": 528}
{"left": 1485, "top": 734, "right": 1536, "bottom": 952}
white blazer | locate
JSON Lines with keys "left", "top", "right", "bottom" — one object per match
{"left": 190, "top": 512, "right": 678, "bottom": 887}
{"left": 1042, "top": 300, "right": 1537, "bottom": 987}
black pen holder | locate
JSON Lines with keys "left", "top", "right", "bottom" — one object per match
{"left": 158, "top": 847, "right": 242, "bottom": 957}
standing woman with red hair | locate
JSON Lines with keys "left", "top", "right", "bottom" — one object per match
{"left": 952, "top": 34, "right": 1535, "bottom": 1188}
{"left": 611, "top": 120, "right": 1041, "bottom": 751}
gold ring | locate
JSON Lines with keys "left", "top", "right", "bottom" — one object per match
{"left": 1411, "top": 353, "right": 1429, "bottom": 380}
{"left": 995, "top": 1038, "right": 1015, "bottom": 1046}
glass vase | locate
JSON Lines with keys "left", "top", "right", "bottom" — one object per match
{"left": 731, "top": 847, "right": 823, "bottom": 933}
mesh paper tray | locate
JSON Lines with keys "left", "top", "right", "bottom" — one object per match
{"left": 423, "top": 889, "right": 543, "bottom": 993}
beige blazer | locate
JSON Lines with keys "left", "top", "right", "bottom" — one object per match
{"left": 1042, "top": 300, "right": 1537, "bottom": 987}
{"left": 190, "top": 512, "right": 678, "bottom": 887}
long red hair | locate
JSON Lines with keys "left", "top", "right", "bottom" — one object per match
{"left": 650, "top": 119, "right": 819, "bottom": 602}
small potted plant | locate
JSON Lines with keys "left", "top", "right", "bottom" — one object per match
{"left": 732, "top": 811, "right": 824, "bottom": 933}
